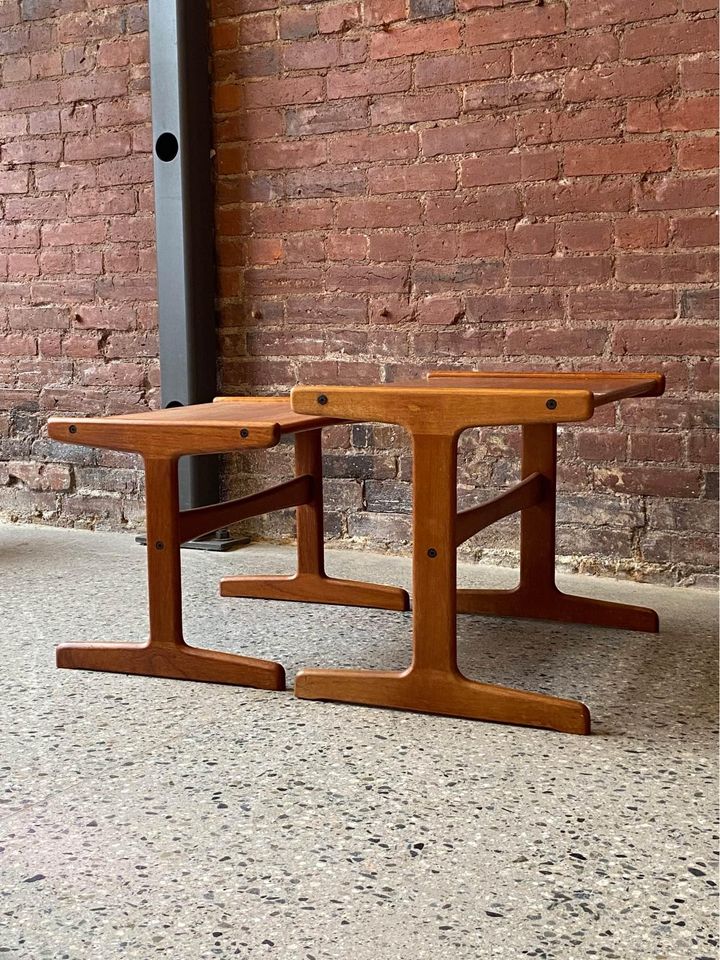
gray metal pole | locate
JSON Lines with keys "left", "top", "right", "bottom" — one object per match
{"left": 148, "top": 0, "right": 218, "bottom": 510}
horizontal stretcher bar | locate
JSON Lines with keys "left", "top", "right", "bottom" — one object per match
{"left": 455, "top": 473, "right": 545, "bottom": 547}
{"left": 177, "top": 475, "right": 314, "bottom": 543}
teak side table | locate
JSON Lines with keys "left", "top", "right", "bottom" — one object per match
{"left": 291, "top": 371, "right": 665, "bottom": 735}
{"left": 48, "top": 398, "right": 408, "bottom": 690}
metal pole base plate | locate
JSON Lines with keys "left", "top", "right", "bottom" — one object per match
{"left": 135, "top": 529, "right": 251, "bottom": 552}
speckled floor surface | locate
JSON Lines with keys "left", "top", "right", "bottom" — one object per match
{"left": 0, "top": 523, "right": 717, "bottom": 960}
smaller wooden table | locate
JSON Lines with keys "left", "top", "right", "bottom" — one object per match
{"left": 47, "top": 398, "right": 408, "bottom": 690}
{"left": 291, "top": 371, "right": 665, "bottom": 735}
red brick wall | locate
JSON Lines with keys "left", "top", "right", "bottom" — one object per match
{"left": 0, "top": 1, "right": 716, "bottom": 585}
{"left": 0, "top": 1, "right": 156, "bottom": 528}
{"left": 212, "top": 0, "right": 719, "bottom": 584}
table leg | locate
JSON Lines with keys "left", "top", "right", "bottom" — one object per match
{"left": 221, "top": 429, "right": 409, "bottom": 611}
{"left": 457, "top": 424, "right": 659, "bottom": 632}
{"left": 296, "top": 432, "right": 590, "bottom": 734}
{"left": 56, "top": 456, "right": 286, "bottom": 689}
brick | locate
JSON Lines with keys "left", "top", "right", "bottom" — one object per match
{"left": 462, "top": 150, "right": 558, "bottom": 186}
{"left": 614, "top": 324, "right": 717, "bottom": 357}
{"left": 0, "top": 170, "right": 29, "bottom": 194}
{"left": 371, "top": 91, "right": 460, "bottom": 125}
{"left": 525, "top": 180, "right": 632, "bottom": 216}
{"left": 678, "top": 137, "right": 718, "bottom": 170}
{"left": 638, "top": 175, "right": 718, "bottom": 211}
{"left": 336, "top": 197, "right": 422, "bottom": 228}
{"left": 681, "top": 56, "right": 718, "bottom": 93}
{"left": 326, "top": 232, "right": 368, "bottom": 260}
{"left": 247, "top": 139, "right": 326, "bottom": 170}
{"left": 597, "top": 466, "right": 702, "bottom": 498}
{"left": 569, "top": 0, "right": 677, "bottom": 29}
{"left": 330, "top": 130, "right": 418, "bottom": 163}
{"left": 565, "top": 63, "right": 675, "bottom": 102}
{"left": 243, "top": 76, "right": 324, "bottom": 107}
{"left": 505, "top": 327, "right": 609, "bottom": 357}
{"left": 464, "top": 77, "right": 559, "bottom": 113}
{"left": 458, "top": 228, "right": 506, "bottom": 258}
{"left": 465, "top": 4, "right": 565, "bottom": 47}
{"left": 368, "top": 231, "right": 413, "bottom": 261}
{"left": 326, "top": 264, "right": 409, "bottom": 293}
{"left": 370, "top": 20, "right": 460, "bottom": 60}
{"left": 9, "top": 253, "right": 39, "bottom": 277}
{"left": 282, "top": 38, "right": 342, "bottom": 70}
{"left": 287, "top": 100, "right": 368, "bottom": 136}
{"left": 552, "top": 105, "right": 623, "bottom": 142}
{"left": 212, "top": 20, "right": 239, "bottom": 49}
{"left": 67, "top": 188, "right": 137, "bottom": 218}
{"left": 60, "top": 72, "right": 128, "bottom": 102}
{"left": 416, "top": 49, "right": 509, "bottom": 88}
{"left": 616, "top": 252, "right": 717, "bottom": 283}
{"left": 238, "top": 13, "right": 276, "bottom": 44}
{"left": 627, "top": 96, "right": 719, "bottom": 132}
{"left": 510, "top": 256, "right": 612, "bottom": 286}
{"left": 64, "top": 131, "right": 131, "bottom": 161}
{"left": 0, "top": 224, "right": 40, "bottom": 249}
{"left": 364, "top": 0, "right": 405, "bottom": 25}
{"left": 0, "top": 334, "right": 37, "bottom": 357}
{"left": 5, "top": 460, "right": 72, "bottom": 492}
{"left": 507, "top": 223, "right": 555, "bottom": 255}
{"left": 318, "top": 2, "right": 361, "bottom": 33}
{"left": 557, "top": 221, "right": 613, "bottom": 252}
{"left": 369, "top": 161, "right": 457, "bottom": 194}
{"left": 564, "top": 141, "right": 673, "bottom": 177}
{"left": 415, "top": 296, "right": 464, "bottom": 325}
{"left": 681, "top": 288, "right": 718, "bottom": 318}
{"left": 279, "top": 8, "right": 318, "bottom": 40}
{"left": 252, "top": 200, "right": 333, "bottom": 233}
{"left": 410, "top": 0, "right": 454, "bottom": 17}
{"left": 413, "top": 261, "right": 505, "bottom": 292}
{"left": 673, "top": 214, "right": 718, "bottom": 247}
{"left": 629, "top": 432, "right": 683, "bottom": 463}
{"left": 327, "top": 62, "right": 411, "bottom": 99}
{"left": 513, "top": 33, "right": 619, "bottom": 75}
{"left": 0, "top": 78, "right": 56, "bottom": 111}
{"left": 2, "top": 137, "right": 62, "bottom": 164}
{"left": 569, "top": 289, "right": 676, "bottom": 320}
{"left": 623, "top": 19, "right": 717, "bottom": 59}
{"left": 421, "top": 118, "right": 515, "bottom": 157}
{"left": 286, "top": 166, "right": 366, "bottom": 198}
{"left": 615, "top": 217, "right": 671, "bottom": 249}
{"left": 466, "top": 292, "right": 562, "bottom": 322}
{"left": 28, "top": 107, "right": 60, "bottom": 134}
{"left": 426, "top": 187, "right": 521, "bottom": 224}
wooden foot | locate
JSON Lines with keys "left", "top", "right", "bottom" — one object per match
{"left": 295, "top": 666, "right": 590, "bottom": 735}
{"left": 223, "top": 429, "right": 410, "bottom": 611}
{"left": 457, "top": 585, "right": 659, "bottom": 632}
{"left": 220, "top": 572, "right": 409, "bottom": 610}
{"left": 57, "top": 641, "right": 286, "bottom": 689}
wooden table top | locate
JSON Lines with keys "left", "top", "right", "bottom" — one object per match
{"left": 291, "top": 371, "right": 665, "bottom": 432}
{"left": 48, "top": 397, "right": 340, "bottom": 456}
{"left": 426, "top": 370, "right": 664, "bottom": 405}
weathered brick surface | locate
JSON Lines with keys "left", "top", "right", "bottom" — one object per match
{"left": 1, "top": 1, "right": 716, "bottom": 583}
{"left": 0, "top": 2, "right": 156, "bottom": 529}
{"left": 212, "top": 0, "right": 718, "bottom": 584}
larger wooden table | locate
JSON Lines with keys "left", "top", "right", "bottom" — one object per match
{"left": 291, "top": 371, "right": 665, "bottom": 735}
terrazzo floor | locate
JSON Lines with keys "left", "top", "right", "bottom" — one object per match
{"left": 0, "top": 523, "right": 717, "bottom": 960}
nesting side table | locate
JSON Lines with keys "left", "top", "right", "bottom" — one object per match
{"left": 291, "top": 372, "right": 665, "bottom": 735}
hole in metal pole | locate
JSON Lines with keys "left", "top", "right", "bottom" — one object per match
{"left": 155, "top": 132, "right": 179, "bottom": 162}
{"left": 165, "top": 400, "right": 183, "bottom": 408}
